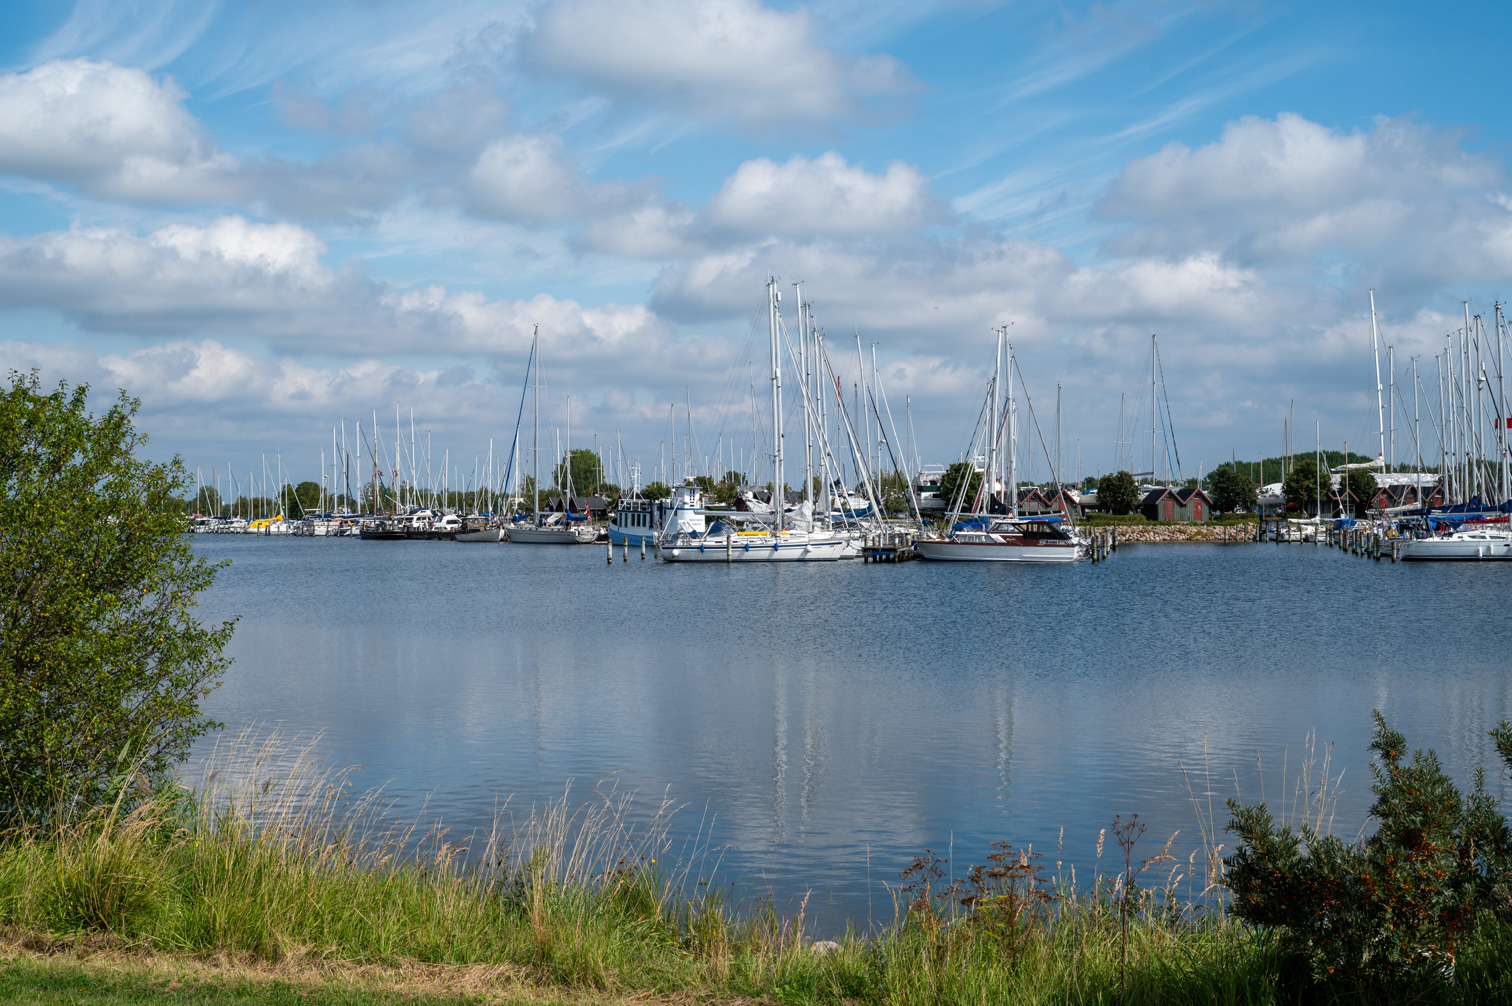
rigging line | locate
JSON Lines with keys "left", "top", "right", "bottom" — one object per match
{"left": 1009, "top": 355, "right": 1063, "bottom": 488}
{"left": 1155, "top": 338, "right": 1182, "bottom": 480}
{"left": 498, "top": 335, "right": 537, "bottom": 503}
{"left": 870, "top": 360, "right": 925, "bottom": 523}
{"left": 814, "top": 336, "right": 886, "bottom": 521}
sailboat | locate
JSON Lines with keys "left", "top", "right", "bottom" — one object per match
{"left": 657, "top": 280, "right": 849, "bottom": 562}
{"left": 507, "top": 326, "right": 597, "bottom": 545}
{"left": 914, "top": 333, "right": 1081, "bottom": 563}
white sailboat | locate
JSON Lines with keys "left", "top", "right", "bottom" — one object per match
{"left": 914, "top": 332, "right": 1081, "bottom": 563}
{"left": 658, "top": 280, "right": 848, "bottom": 563}
{"left": 1399, "top": 526, "right": 1512, "bottom": 560}
{"left": 507, "top": 326, "right": 596, "bottom": 545}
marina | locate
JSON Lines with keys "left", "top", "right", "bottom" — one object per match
{"left": 189, "top": 531, "right": 1512, "bottom": 935}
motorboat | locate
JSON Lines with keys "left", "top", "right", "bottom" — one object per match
{"left": 914, "top": 516, "right": 1080, "bottom": 562}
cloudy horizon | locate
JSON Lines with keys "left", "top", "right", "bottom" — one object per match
{"left": 3, "top": 0, "right": 1509, "bottom": 493}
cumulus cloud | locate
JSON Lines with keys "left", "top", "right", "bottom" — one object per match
{"left": 0, "top": 217, "right": 711, "bottom": 381}
{"left": 465, "top": 133, "right": 649, "bottom": 223}
{"left": 577, "top": 200, "right": 697, "bottom": 258}
{"left": 523, "top": 0, "right": 912, "bottom": 127}
{"left": 704, "top": 152, "right": 936, "bottom": 237}
{"left": 0, "top": 58, "right": 239, "bottom": 201}
{"left": 1099, "top": 112, "right": 1512, "bottom": 289}
{"left": 0, "top": 217, "right": 336, "bottom": 332}
{"left": 652, "top": 233, "right": 1262, "bottom": 338}
{"left": 0, "top": 59, "right": 417, "bottom": 220}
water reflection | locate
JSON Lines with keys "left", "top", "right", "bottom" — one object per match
{"left": 192, "top": 537, "right": 1512, "bottom": 932}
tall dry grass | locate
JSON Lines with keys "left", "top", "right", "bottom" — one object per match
{"left": 2, "top": 729, "right": 1506, "bottom": 1005}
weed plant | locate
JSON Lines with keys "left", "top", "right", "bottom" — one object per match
{"left": 1, "top": 727, "right": 1509, "bottom": 1005}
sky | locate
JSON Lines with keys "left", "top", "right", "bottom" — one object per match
{"left": 3, "top": 0, "right": 1512, "bottom": 493}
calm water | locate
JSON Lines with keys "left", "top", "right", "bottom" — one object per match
{"left": 190, "top": 536, "right": 1512, "bottom": 932}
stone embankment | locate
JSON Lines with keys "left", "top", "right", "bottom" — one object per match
{"left": 1104, "top": 523, "right": 1254, "bottom": 543}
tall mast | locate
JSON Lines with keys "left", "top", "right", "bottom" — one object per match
{"left": 1007, "top": 342, "right": 1017, "bottom": 515}
{"left": 1498, "top": 304, "right": 1509, "bottom": 503}
{"left": 1150, "top": 334, "right": 1157, "bottom": 484}
{"left": 988, "top": 327, "right": 999, "bottom": 508}
{"left": 769, "top": 278, "right": 785, "bottom": 532}
{"left": 532, "top": 325, "right": 540, "bottom": 523}
{"left": 1369, "top": 290, "right": 1386, "bottom": 468}
{"left": 795, "top": 283, "right": 813, "bottom": 510}
{"left": 1388, "top": 345, "right": 1395, "bottom": 471}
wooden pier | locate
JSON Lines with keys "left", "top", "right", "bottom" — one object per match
{"left": 862, "top": 530, "right": 917, "bottom": 563}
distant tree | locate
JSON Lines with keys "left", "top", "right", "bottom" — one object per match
{"left": 292, "top": 480, "right": 322, "bottom": 516}
{"left": 642, "top": 481, "right": 671, "bottom": 500}
{"left": 721, "top": 470, "right": 744, "bottom": 486}
{"left": 187, "top": 483, "right": 222, "bottom": 516}
{"left": 0, "top": 373, "right": 235, "bottom": 820}
{"left": 939, "top": 462, "right": 983, "bottom": 512}
{"left": 1082, "top": 475, "right": 1100, "bottom": 491}
{"left": 1097, "top": 471, "right": 1139, "bottom": 515}
{"left": 1282, "top": 460, "right": 1320, "bottom": 512}
{"left": 552, "top": 449, "right": 601, "bottom": 497}
{"left": 1344, "top": 469, "right": 1379, "bottom": 516}
{"left": 1208, "top": 466, "right": 1256, "bottom": 514}
{"left": 877, "top": 471, "right": 912, "bottom": 514}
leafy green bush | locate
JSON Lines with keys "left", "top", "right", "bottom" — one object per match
{"left": 1225, "top": 713, "right": 1512, "bottom": 993}
{"left": 1096, "top": 471, "right": 1139, "bottom": 515}
{"left": 0, "top": 373, "right": 234, "bottom": 822}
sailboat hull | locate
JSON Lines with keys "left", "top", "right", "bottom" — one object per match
{"left": 1400, "top": 533, "right": 1512, "bottom": 560}
{"left": 659, "top": 535, "right": 849, "bottom": 562}
{"left": 507, "top": 525, "right": 595, "bottom": 544}
{"left": 914, "top": 539, "right": 1079, "bottom": 562}
{"left": 455, "top": 528, "right": 507, "bottom": 542}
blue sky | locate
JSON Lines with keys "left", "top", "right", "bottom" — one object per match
{"left": 3, "top": 0, "right": 1511, "bottom": 490}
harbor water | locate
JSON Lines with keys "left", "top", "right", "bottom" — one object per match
{"left": 191, "top": 537, "right": 1512, "bottom": 932}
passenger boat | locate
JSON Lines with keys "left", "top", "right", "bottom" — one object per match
{"left": 607, "top": 494, "right": 663, "bottom": 546}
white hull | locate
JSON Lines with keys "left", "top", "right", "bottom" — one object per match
{"left": 659, "top": 534, "right": 849, "bottom": 562}
{"left": 508, "top": 524, "right": 595, "bottom": 544}
{"left": 915, "top": 538, "right": 1079, "bottom": 563}
{"left": 1400, "top": 533, "right": 1512, "bottom": 560}
{"left": 455, "top": 528, "right": 507, "bottom": 542}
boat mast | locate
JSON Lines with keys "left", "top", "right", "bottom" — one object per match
{"left": 1493, "top": 299, "right": 1505, "bottom": 499}
{"left": 795, "top": 283, "right": 813, "bottom": 513}
{"left": 532, "top": 324, "right": 541, "bottom": 524}
{"left": 1007, "top": 341, "right": 1018, "bottom": 516}
{"left": 1150, "top": 334, "right": 1157, "bottom": 484}
{"left": 768, "top": 278, "right": 785, "bottom": 532}
{"left": 987, "top": 330, "right": 998, "bottom": 509}
{"left": 1369, "top": 290, "right": 1386, "bottom": 469}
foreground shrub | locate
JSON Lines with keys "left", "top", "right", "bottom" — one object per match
{"left": 1225, "top": 712, "right": 1512, "bottom": 994}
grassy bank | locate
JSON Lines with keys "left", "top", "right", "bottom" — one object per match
{"left": 1, "top": 739, "right": 1507, "bottom": 1005}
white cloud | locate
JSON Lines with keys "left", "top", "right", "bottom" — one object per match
{"left": 577, "top": 201, "right": 696, "bottom": 258}
{"left": 523, "top": 0, "right": 912, "bottom": 127}
{"left": 0, "top": 218, "right": 704, "bottom": 379}
{"left": 1099, "top": 113, "right": 1512, "bottom": 288}
{"left": 0, "top": 58, "right": 239, "bottom": 201}
{"left": 704, "top": 152, "right": 935, "bottom": 237}
{"left": 0, "top": 217, "right": 335, "bottom": 332}
{"left": 466, "top": 133, "right": 592, "bottom": 221}
{"left": 465, "top": 132, "right": 651, "bottom": 223}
